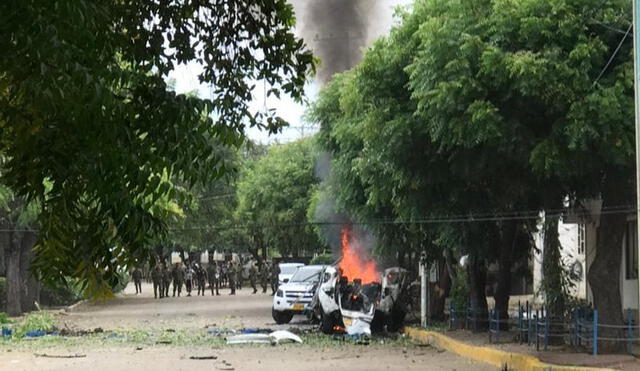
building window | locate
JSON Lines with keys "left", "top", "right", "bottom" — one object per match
{"left": 625, "top": 221, "right": 638, "bottom": 280}
{"left": 578, "top": 224, "right": 586, "bottom": 255}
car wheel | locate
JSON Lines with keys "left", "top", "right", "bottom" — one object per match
{"left": 320, "top": 312, "right": 335, "bottom": 334}
{"left": 272, "top": 309, "right": 293, "bottom": 324}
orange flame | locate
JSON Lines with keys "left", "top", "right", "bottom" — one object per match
{"left": 339, "top": 227, "right": 380, "bottom": 284}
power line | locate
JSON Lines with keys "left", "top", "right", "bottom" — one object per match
{"left": 168, "top": 205, "right": 636, "bottom": 232}
{"left": 592, "top": 22, "right": 632, "bottom": 88}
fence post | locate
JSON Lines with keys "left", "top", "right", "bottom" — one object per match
{"left": 627, "top": 309, "right": 633, "bottom": 354}
{"left": 465, "top": 303, "right": 469, "bottom": 330}
{"left": 593, "top": 310, "right": 598, "bottom": 356}
{"left": 449, "top": 302, "right": 454, "bottom": 330}
{"left": 488, "top": 309, "right": 493, "bottom": 343}
{"left": 544, "top": 310, "right": 549, "bottom": 351}
{"left": 473, "top": 304, "right": 477, "bottom": 332}
{"left": 528, "top": 307, "right": 532, "bottom": 346}
{"left": 571, "top": 308, "right": 578, "bottom": 348}
{"left": 535, "top": 309, "right": 540, "bottom": 350}
{"left": 496, "top": 309, "right": 500, "bottom": 343}
{"left": 577, "top": 308, "right": 582, "bottom": 347}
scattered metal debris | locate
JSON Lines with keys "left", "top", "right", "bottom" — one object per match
{"left": 34, "top": 353, "right": 86, "bottom": 358}
{"left": 215, "top": 360, "right": 234, "bottom": 370}
{"left": 225, "top": 330, "right": 303, "bottom": 345}
{"left": 189, "top": 355, "right": 218, "bottom": 360}
{"left": 226, "top": 333, "right": 273, "bottom": 345}
{"left": 270, "top": 330, "right": 303, "bottom": 344}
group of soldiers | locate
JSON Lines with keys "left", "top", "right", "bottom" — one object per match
{"left": 131, "top": 260, "right": 281, "bottom": 299}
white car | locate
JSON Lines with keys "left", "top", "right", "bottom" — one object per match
{"left": 272, "top": 265, "right": 326, "bottom": 324}
{"left": 278, "top": 262, "right": 304, "bottom": 285}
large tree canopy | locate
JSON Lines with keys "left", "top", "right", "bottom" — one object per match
{"left": 0, "top": 0, "right": 315, "bottom": 293}
{"left": 236, "top": 138, "right": 322, "bottom": 259}
{"left": 309, "top": 0, "right": 634, "bottom": 338}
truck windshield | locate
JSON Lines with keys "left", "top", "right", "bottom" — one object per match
{"left": 290, "top": 267, "right": 322, "bottom": 282}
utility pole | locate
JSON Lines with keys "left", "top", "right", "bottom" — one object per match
{"left": 420, "top": 252, "right": 429, "bottom": 328}
{"left": 634, "top": 0, "right": 640, "bottom": 318}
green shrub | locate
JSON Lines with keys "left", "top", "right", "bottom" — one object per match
{"left": 310, "top": 253, "right": 336, "bottom": 265}
{"left": 0, "top": 312, "right": 12, "bottom": 325}
{"left": 40, "top": 279, "right": 83, "bottom": 307}
{"left": 450, "top": 270, "right": 469, "bottom": 312}
{"left": 15, "top": 310, "right": 56, "bottom": 337}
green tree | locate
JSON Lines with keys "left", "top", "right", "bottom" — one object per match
{"left": 236, "top": 139, "right": 323, "bottom": 260}
{"left": 309, "top": 0, "right": 633, "bottom": 341}
{"left": 0, "top": 0, "right": 315, "bottom": 292}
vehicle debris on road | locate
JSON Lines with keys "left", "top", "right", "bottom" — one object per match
{"left": 225, "top": 330, "right": 303, "bottom": 345}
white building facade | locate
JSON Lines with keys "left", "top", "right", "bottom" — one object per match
{"left": 533, "top": 203, "right": 639, "bottom": 313}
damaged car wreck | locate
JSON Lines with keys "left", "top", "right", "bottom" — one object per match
{"left": 310, "top": 266, "right": 411, "bottom": 335}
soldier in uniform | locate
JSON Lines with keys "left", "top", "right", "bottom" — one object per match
{"left": 249, "top": 262, "right": 258, "bottom": 294}
{"left": 151, "top": 263, "right": 163, "bottom": 299}
{"left": 196, "top": 264, "right": 207, "bottom": 296}
{"left": 228, "top": 262, "right": 237, "bottom": 295}
{"left": 184, "top": 263, "right": 195, "bottom": 296}
{"left": 259, "top": 262, "right": 269, "bottom": 294}
{"left": 236, "top": 261, "right": 242, "bottom": 291}
{"left": 172, "top": 262, "right": 184, "bottom": 297}
{"left": 207, "top": 261, "right": 220, "bottom": 296}
{"left": 132, "top": 266, "right": 143, "bottom": 295}
{"left": 162, "top": 263, "right": 171, "bottom": 298}
{"left": 271, "top": 261, "right": 280, "bottom": 295}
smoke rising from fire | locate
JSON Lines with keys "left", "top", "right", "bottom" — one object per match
{"left": 291, "top": 0, "right": 385, "bottom": 84}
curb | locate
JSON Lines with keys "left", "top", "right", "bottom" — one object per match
{"left": 404, "top": 327, "right": 616, "bottom": 371}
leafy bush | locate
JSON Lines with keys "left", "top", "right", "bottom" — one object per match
{"left": 450, "top": 270, "right": 469, "bottom": 312}
{"left": 310, "top": 253, "right": 336, "bottom": 265}
{"left": 0, "top": 312, "right": 12, "bottom": 325}
{"left": 15, "top": 310, "right": 56, "bottom": 337}
{"left": 39, "top": 280, "right": 83, "bottom": 307}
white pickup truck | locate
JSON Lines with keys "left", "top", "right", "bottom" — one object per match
{"left": 272, "top": 265, "right": 326, "bottom": 324}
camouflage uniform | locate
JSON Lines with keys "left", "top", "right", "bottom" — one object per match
{"left": 184, "top": 265, "right": 195, "bottom": 296}
{"left": 172, "top": 263, "right": 184, "bottom": 297}
{"left": 207, "top": 262, "right": 220, "bottom": 296}
{"left": 151, "top": 264, "right": 163, "bottom": 299}
{"left": 196, "top": 264, "right": 207, "bottom": 296}
{"left": 259, "top": 263, "right": 269, "bottom": 294}
{"left": 132, "top": 268, "right": 143, "bottom": 294}
{"left": 228, "top": 263, "right": 237, "bottom": 295}
{"left": 162, "top": 265, "right": 171, "bottom": 298}
{"left": 249, "top": 263, "right": 258, "bottom": 294}
{"left": 271, "top": 262, "right": 280, "bottom": 295}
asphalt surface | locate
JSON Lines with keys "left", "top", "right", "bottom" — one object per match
{"left": 0, "top": 282, "right": 495, "bottom": 371}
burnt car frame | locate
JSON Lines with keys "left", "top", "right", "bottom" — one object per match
{"left": 310, "top": 265, "right": 411, "bottom": 335}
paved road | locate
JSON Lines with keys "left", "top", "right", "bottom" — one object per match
{"left": 60, "top": 282, "right": 296, "bottom": 332}
{"left": 1, "top": 282, "right": 496, "bottom": 371}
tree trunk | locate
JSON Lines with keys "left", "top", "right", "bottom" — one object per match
{"left": 494, "top": 221, "right": 517, "bottom": 330}
{"left": 6, "top": 230, "right": 22, "bottom": 316}
{"left": 467, "top": 254, "right": 488, "bottom": 330}
{"left": 540, "top": 214, "right": 567, "bottom": 345}
{"left": 19, "top": 231, "right": 39, "bottom": 312}
{"left": 431, "top": 259, "right": 451, "bottom": 321}
{"left": 587, "top": 171, "right": 630, "bottom": 353}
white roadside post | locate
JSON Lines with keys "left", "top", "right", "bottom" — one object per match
{"left": 634, "top": 0, "right": 640, "bottom": 320}
{"left": 420, "top": 258, "right": 427, "bottom": 328}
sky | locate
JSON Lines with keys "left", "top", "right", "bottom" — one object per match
{"left": 167, "top": 0, "right": 412, "bottom": 144}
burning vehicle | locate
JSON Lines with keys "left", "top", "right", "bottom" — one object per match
{"left": 311, "top": 228, "right": 411, "bottom": 335}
